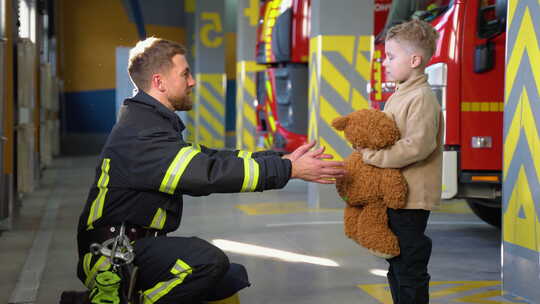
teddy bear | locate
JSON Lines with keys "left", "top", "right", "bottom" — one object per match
{"left": 332, "top": 108, "right": 408, "bottom": 259}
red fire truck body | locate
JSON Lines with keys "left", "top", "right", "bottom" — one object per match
{"left": 254, "top": 0, "right": 391, "bottom": 152}
{"left": 254, "top": 0, "right": 310, "bottom": 152}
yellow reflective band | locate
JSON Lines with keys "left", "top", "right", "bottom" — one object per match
{"left": 241, "top": 158, "right": 260, "bottom": 192}
{"left": 84, "top": 255, "right": 111, "bottom": 289}
{"left": 192, "top": 143, "right": 201, "bottom": 150}
{"left": 143, "top": 259, "right": 193, "bottom": 304}
{"left": 149, "top": 208, "right": 167, "bottom": 230}
{"left": 87, "top": 158, "right": 111, "bottom": 229}
{"left": 160, "top": 147, "right": 200, "bottom": 195}
{"left": 83, "top": 253, "right": 92, "bottom": 280}
{"left": 238, "top": 150, "right": 253, "bottom": 159}
{"left": 170, "top": 259, "right": 193, "bottom": 276}
{"left": 461, "top": 102, "right": 504, "bottom": 112}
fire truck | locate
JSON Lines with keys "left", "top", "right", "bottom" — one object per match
{"left": 254, "top": 0, "right": 391, "bottom": 152}
{"left": 254, "top": 0, "right": 507, "bottom": 227}
{"left": 254, "top": 0, "right": 311, "bottom": 152}
{"left": 370, "top": 0, "right": 507, "bottom": 227}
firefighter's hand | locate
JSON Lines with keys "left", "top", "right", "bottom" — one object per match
{"left": 283, "top": 141, "right": 345, "bottom": 184}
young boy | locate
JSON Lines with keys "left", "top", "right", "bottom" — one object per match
{"left": 361, "top": 19, "right": 442, "bottom": 304}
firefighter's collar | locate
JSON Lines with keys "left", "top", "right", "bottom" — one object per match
{"left": 129, "top": 91, "right": 185, "bottom": 131}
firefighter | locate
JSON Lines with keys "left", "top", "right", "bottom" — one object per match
{"left": 72, "top": 37, "right": 344, "bottom": 304}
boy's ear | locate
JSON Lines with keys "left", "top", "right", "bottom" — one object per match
{"left": 410, "top": 54, "right": 423, "bottom": 68}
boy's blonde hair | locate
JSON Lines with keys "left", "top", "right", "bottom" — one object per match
{"left": 386, "top": 19, "right": 439, "bottom": 62}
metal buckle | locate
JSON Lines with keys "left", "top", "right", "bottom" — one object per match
{"left": 89, "top": 223, "right": 135, "bottom": 267}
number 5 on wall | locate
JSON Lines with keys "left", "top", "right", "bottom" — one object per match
{"left": 200, "top": 12, "right": 223, "bottom": 48}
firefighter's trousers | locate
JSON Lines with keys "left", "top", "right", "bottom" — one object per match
{"left": 78, "top": 236, "right": 250, "bottom": 304}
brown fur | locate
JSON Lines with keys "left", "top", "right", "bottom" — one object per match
{"left": 332, "top": 109, "right": 408, "bottom": 258}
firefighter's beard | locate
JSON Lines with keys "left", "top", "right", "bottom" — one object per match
{"left": 170, "top": 93, "right": 193, "bottom": 112}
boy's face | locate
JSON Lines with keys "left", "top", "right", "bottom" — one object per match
{"left": 383, "top": 39, "right": 421, "bottom": 83}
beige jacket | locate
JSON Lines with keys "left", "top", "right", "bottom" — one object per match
{"left": 363, "top": 74, "right": 443, "bottom": 210}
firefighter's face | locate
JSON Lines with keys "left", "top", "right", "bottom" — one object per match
{"left": 163, "top": 54, "right": 196, "bottom": 111}
{"left": 383, "top": 39, "right": 421, "bottom": 83}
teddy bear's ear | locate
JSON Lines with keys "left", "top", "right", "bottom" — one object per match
{"left": 332, "top": 116, "right": 349, "bottom": 130}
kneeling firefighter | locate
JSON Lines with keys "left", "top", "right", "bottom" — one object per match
{"left": 64, "top": 37, "right": 344, "bottom": 304}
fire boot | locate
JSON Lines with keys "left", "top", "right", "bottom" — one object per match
{"left": 59, "top": 291, "right": 91, "bottom": 304}
{"left": 205, "top": 293, "right": 240, "bottom": 304}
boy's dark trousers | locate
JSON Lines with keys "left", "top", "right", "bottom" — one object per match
{"left": 386, "top": 208, "right": 432, "bottom": 304}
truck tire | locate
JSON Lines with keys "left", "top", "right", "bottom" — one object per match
{"left": 466, "top": 199, "right": 501, "bottom": 228}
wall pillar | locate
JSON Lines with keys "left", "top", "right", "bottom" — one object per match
{"left": 307, "top": 0, "right": 373, "bottom": 208}
{"left": 502, "top": 0, "right": 540, "bottom": 301}
{"left": 0, "top": 0, "right": 15, "bottom": 230}
{"left": 235, "top": 0, "right": 265, "bottom": 151}
{"left": 183, "top": 0, "right": 195, "bottom": 141}
{"left": 194, "top": 0, "right": 227, "bottom": 148}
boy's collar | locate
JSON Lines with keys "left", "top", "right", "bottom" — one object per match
{"left": 396, "top": 74, "right": 428, "bottom": 93}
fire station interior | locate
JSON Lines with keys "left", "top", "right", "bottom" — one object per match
{"left": 1, "top": 0, "right": 539, "bottom": 303}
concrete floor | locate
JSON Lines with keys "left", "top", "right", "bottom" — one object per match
{"left": 0, "top": 156, "right": 525, "bottom": 304}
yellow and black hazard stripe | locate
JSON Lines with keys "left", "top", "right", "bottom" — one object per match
{"left": 308, "top": 35, "right": 372, "bottom": 161}
{"left": 235, "top": 61, "right": 265, "bottom": 151}
{"left": 502, "top": 0, "right": 540, "bottom": 297}
{"left": 359, "top": 280, "right": 523, "bottom": 303}
{"left": 194, "top": 73, "right": 226, "bottom": 148}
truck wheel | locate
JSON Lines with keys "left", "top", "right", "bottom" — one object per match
{"left": 466, "top": 199, "right": 501, "bottom": 228}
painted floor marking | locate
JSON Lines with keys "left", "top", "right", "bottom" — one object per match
{"left": 265, "top": 220, "right": 485, "bottom": 228}
{"left": 358, "top": 281, "right": 527, "bottom": 304}
{"left": 236, "top": 200, "right": 472, "bottom": 215}
{"left": 236, "top": 201, "right": 340, "bottom": 215}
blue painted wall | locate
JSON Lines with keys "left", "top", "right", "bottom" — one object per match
{"left": 64, "top": 90, "right": 116, "bottom": 133}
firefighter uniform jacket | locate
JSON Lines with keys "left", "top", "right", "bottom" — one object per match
{"left": 77, "top": 91, "right": 292, "bottom": 246}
